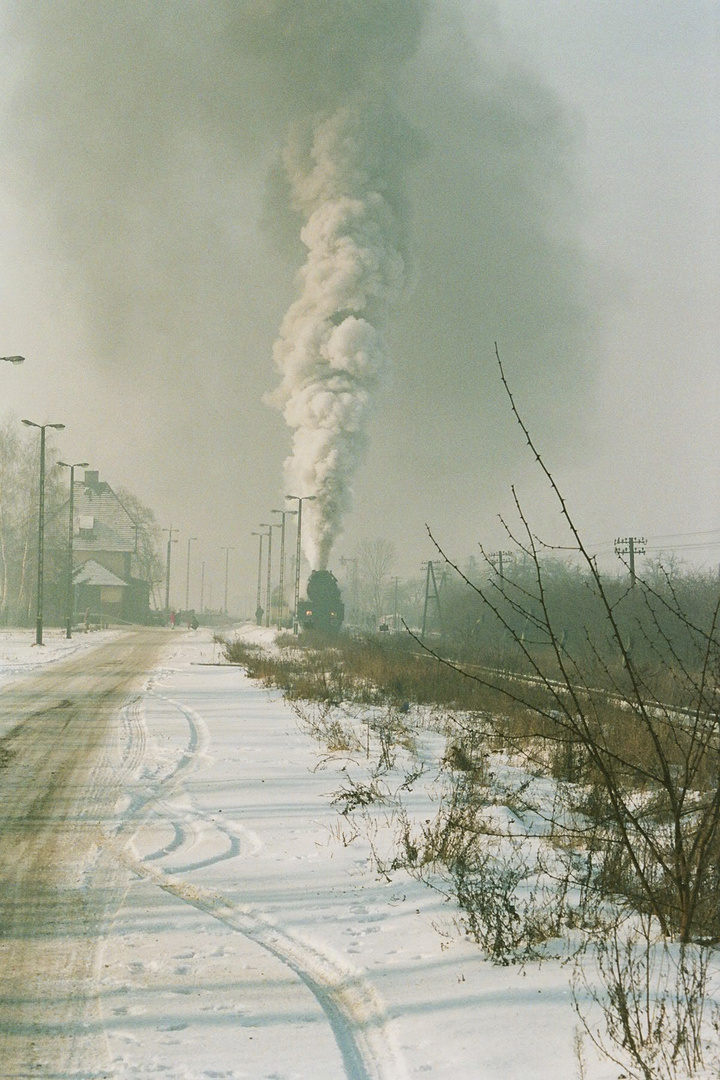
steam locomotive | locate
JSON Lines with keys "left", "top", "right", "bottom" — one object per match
{"left": 299, "top": 569, "right": 345, "bottom": 633}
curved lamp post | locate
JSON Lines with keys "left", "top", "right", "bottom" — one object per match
{"left": 57, "top": 460, "right": 89, "bottom": 639}
{"left": 23, "top": 419, "right": 65, "bottom": 645}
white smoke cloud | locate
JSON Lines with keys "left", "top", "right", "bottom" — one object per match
{"left": 270, "top": 103, "right": 409, "bottom": 569}
{"left": 1, "top": 0, "right": 595, "bottom": 583}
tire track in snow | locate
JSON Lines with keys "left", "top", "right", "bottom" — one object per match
{"left": 107, "top": 682, "right": 409, "bottom": 1080}
{"left": 114, "top": 688, "right": 208, "bottom": 821}
{"left": 113, "top": 845, "right": 409, "bottom": 1080}
{"left": 142, "top": 819, "right": 184, "bottom": 861}
{"left": 119, "top": 690, "right": 248, "bottom": 872}
{"left": 117, "top": 695, "right": 146, "bottom": 776}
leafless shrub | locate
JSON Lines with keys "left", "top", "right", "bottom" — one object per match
{"left": 330, "top": 770, "right": 390, "bottom": 816}
{"left": 366, "top": 752, "right": 596, "bottom": 964}
{"left": 415, "top": 347, "right": 720, "bottom": 943}
{"left": 573, "top": 918, "right": 715, "bottom": 1080}
{"left": 573, "top": 1027, "right": 588, "bottom": 1080}
{"left": 287, "top": 698, "right": 364, "bottom": 757}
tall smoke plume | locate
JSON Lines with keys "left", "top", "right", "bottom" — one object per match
{"left": 271, "top": 103, "right": 411, "bottom": 569}
{"left": 252, "top": 3, "right": 427, "bottom": 569}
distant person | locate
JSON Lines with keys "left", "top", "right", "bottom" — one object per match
{"left": 255, "top": 605, "right": 264, "bottom": 625}
{"left": 170, "top": 611, "right": 176, "bottom": 629}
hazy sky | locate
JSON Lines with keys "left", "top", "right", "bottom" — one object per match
{"left": 0, "top": 1, "right": 717, "bottom": 611}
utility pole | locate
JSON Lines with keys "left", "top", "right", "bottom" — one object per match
{"left": 392, "top": 576, "right": 400, "bottom": 631}
{"left": 488, "top": 550, "right": 514, "bottom": 582}
{"left": 164, "top": 526, "right": 178, "bottom": 615}
{"left": 271, "top": 508, "right": 297, "bottom": 629}
{"left": 57, "top": 459, "right": 89, "bottom": 638}
{"left": 220, "top": 546, "right": 235, "bottom": 616}
{"left": 421, "top": 561, "right": 443, "bottom": 639}
{"left": 614, "top": 536, "right": 647, "bottom": 586}
{"left": 200, "top": 560, "right": 205, "bottom": 615}
{"left": 259, "top": 523, "right": 277, "bottom": 628}
{"left": 23, "top": 420, "right": 65, "bottom": 645}
{"left": 185, "top": 536, "right": 197, "bottom": 611}
{"left": 266, "top": 525, "right": 275, "bottom": 628}
{"left": 251, "top": 532, "right": 264, "bottom": 624}
{"left": 286, "top": 495, "right": 316, "bottom": 635}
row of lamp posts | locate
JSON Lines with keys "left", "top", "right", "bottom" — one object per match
{"left": 172, "top": 489, "right": 316, "bottom": 630}
{"left": 163, "top": 530, "right": 237, "bottom": 620}
{"left": 7, "top": 358, "right": 229, "bottom": 631}
{"left": 161, "top": 529, "right": 237, "bottom": 622}
{"left": 0, "top": 381, "right": 259, "bottom": 641}
{"left": 169, "top": 501, "right": 313, "bottom": 627}
{"left": 253, "top": 494, "right": 315, "bottom": 634}
{"left": 6, "top": 356, "right": 320, "bottom": 638}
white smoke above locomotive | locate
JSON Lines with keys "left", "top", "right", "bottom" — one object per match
{"left": 268, "top": 20, "right": 422, "bottom": 571}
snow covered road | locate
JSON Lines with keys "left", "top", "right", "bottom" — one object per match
{"left": 0, "top": 629, "right": 166, "bottom": 1076}
{"left": 0, "top": 628, "right": 590, "bottom": 1079}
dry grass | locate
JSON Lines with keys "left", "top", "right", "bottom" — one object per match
{"left": 222, "top": 628, "right": 720, "bottom": 940}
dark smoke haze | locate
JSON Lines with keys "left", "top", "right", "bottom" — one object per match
{"left": 0, "top": 1, "right": 598, "bottom": 594}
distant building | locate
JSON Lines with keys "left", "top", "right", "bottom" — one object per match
{"left": 70, "top": 470, "right": 152, "bottom": 624}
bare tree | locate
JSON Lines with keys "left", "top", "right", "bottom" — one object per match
{"left": 0, "top": 421, "right": 65, "bottom": 625}
{"left": 115, "top": 487, "right": 165, "bottom": 608}
{"left": 414, "top": 346, "right": 720, "bottom": 943}
{"left": 354, "top": 538, "right": 396, "bottom": 627}
{"left": 0, "top": 420, "right": 23, "bottom": 618}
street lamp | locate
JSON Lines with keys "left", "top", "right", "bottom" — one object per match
{"left": 163, "top": 526, "right": 178, "bottom": 616}
{"left": 271, "top": 508, "right": 297, "bottom": 629}
{"left": 259, "top": 523, "right": 278, "bottom": 628}
{"left": 57, "top": 459, "right": 89, "bottom": 639}
{"left": 22, "top": 419, "right": 65, "bottom": 645}
{"left": 2, "top": 356, "right": 24, "bottom": 365}
{"left": 251, "top": 531, "right": 264, "bottom": 625}
{"left": 220, "top": 546, "right": 235, "bottom": 616}
{"left": 185, "top": 536, "right": 198, "bottom": 611}
{"left": 285, "top": 494, "right": 316, "bottom": 635}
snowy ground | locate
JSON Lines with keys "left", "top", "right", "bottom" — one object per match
{"left": 0, "top": 625, "right": 121, "bottom": 679}
{"left": 0, "top": 625, "right": 630, "bottom": 1078}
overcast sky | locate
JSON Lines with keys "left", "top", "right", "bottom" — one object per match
{"left": 0, "top": 1, "right": 717, "bottom": 610}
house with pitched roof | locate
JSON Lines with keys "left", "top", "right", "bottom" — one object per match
{"left": 70, "top": 470, "right": 151, "bottom": 623}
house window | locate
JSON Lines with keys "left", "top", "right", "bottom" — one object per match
{"left": 78, "top": 514, "right": 94, "bottom": 539}
{"left": 100, "top": 586, "right": 123, "bottom": 605}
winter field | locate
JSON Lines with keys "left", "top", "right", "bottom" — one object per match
{"left": 0, "top": 625, "right": 717, "bottom": 1079}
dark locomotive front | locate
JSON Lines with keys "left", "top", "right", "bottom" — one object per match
{"left": 300, "top": 570, "right": 345, "bottom": 633}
